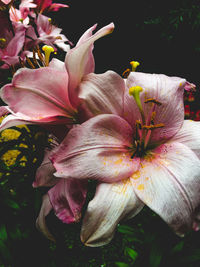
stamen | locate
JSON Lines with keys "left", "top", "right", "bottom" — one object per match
{"left": 136, "top": 120, "right": 142, "bottom": 129}
{"left": 142, "top": 123, "right": 165, "bottom": 130}
{"left": 122, "top": 68, "right": 131, "bottom": 78}
{"left": 19, "top": 57, "right": 25, "bottom": 67}
{"left": 144, "top": 98, "right": 162, "bottom": 106}
{"left": 0, "top": 38, "right": 6, "bottom": 49}
{"left": 42, "top": 45, "right": 54, "bottom": 66}
{"left": 150, "top": 111, "right": 156, "bottom": 125}
{"left": 25, "top": 56, "right": 36, "bottom": 69}
{"left": 130, "top": 61, "right": 140, "bottom": 71}
{"left": 36, "top": 45, "right": 45, "bottom": 63}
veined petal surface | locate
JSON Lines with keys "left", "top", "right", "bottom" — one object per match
{"left": 169, "top": 120, "right": 200, "bottom": 158}
{"left": 48, "top": 178, "right": 87, "bottom": 224}
{"left": 81, "top": 180, "right": 144, "bottom": 247}
{"left": 65, "top": 23, "right": 114, "bottom": 107}
{"left": 51, "top": 114, "right": 140, "bottom": 182}
{"left": 131, "top": 142, "right": 200, "bottom": 235}
{"left": 36, "top": 194, "right": 55, "bottom": 241}
{"left": 78, "top": 71, "right": 125, "bottom": 119}
{"left": 1, "top": 67, "right": 76, "bottom": 122}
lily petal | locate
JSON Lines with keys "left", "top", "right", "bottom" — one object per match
{"left": 1, "top": 67, "right": 76, "bottom": 123}
{"left": 36, "top": 194, "right": 55, "bottom": 241}
{"left": 81, "top": 180, "right": 144, "bottom": 247}
{"left": 124, "top": 72, "right": 186, "bottom": 143}
{"left": 51, "top": 114, "right": 140, "bottom": 182}
{"left": 48, "top": 178, "right": 88, "bottom": 224}
{"left": 78, "top": 71, "right": 125, "bottom": 119}
{"left": 169, "top": 120, "right": 200, "bottom": 158}
{"left": 131, "top": 142, "right": 200, "bottom": 236}
{"left": 65, "top": 23, "right": 114, "bottom": 107}
{"left": 33, "top": 149, "right": 59, "bottom": 188}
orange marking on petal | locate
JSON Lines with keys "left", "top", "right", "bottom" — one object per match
{"left": 114, "top": 158, "right": 123, "bottom": 165}
{"left": 137, "top": 184, "right": 144, "bottom": 190}
{"left": 131, "top": 171, "right": 140, "bottom": 180}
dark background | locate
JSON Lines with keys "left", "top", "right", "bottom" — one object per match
{"left": 52, "top": 0, "right": 200, "bottom": 86}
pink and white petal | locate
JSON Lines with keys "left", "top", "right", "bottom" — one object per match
{"left": 65, "top": 23, "right": 114, "bottom": 107}
{"left": 33, "top": 149, "right": 59, "bottom": 188}
{"left": 0, "top": 114, "right": 32, "bottom": 132}
{"left": 1, "top": 67, "right": 76, "bottom": 120}
{"left": 0, "top": 112, "right": 73, "bottom": 132}
{"left": 6, "top": 23, "right": 25, "bottom": 56}
{"left": 51, "top": 114, "right": 140, "bottom": 182}
{"left": 36, "top": 194, "right": 55, "bottom": 241}
{"left": 124, "top": 72, "right": 186, "bottom": 143}
{"left": 49, "top": 58, "right": 66, "bottom": 72}
{"left": 131, "top": 142, "right": 200, "bottom": 236}
{"left": 0, "top": 106, "right": 10, "bottom": 117}
{"left": 49, "top": 3, "right": 69, "bottom": 11}
{"left": 81, "top": 180, "right": 144, "bottom": 247}
{"left": 169, "top": 120, "right": 200, "bottom": 158}
{"left": 48, "top": 178, "right": 87, "bottom": 224}
{"left": 78, "top": 71, "right": 125, "bottom": 119}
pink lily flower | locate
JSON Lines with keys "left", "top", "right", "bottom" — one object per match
{"left": 9, "top": 0, "right": 37, "bottom": 25}
{"left": 0, "top": 23, "right": 26, "bottom": 69}
{"left": 34, "top": 0, "right": 68, "bottom": 13}
{"left": 25, "top": 14, "right": 70, "bottom": 52}
{"left": 34, "top": 0, "right": 69, "bottom": 13}
{"left": 50, "top": 71, "right": 200, "bottom": 247}
{"left": 0, "top": 23, "right": 125, "bottom": 131}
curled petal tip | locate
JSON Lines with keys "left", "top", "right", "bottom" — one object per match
{"left": 184, "top": 81, "right": 196, "bottom": 92}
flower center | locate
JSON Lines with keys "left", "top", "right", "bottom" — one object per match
{"left": 129, "top": 86, "right": 164, "bottom": 158}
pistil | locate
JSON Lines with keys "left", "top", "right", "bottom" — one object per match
{"left": 129, "top": 86, "right": 165, "bottom": 157}
{"left": 42, "top": 45, "right": 54, "bottom": 66}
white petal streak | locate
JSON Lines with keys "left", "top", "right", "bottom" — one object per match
{"left": 81, "top": 179, "right": 143, "bottom": 247}
{"left": 131, "top": 142, "right": 200, "bottom": 235}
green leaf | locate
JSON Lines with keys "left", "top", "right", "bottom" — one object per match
{"left": 171, "top": 240, "right": 184, "bottom": 254}
{"left": 4, "top": 198, "right": 20, "bottom": 210}
{"left": 115, "top": 262, "right": 129, "bottom": 267}
{"left": 0, "top": 239, "right": 12, "bottom": 263}
{"left": 124, "top": 247, "right": 138, "bottom": 262}
{"left": 117, "top": 225, "right": 135, "bottom": 235}
{"left": 0, "top": 225, "right": 7, "bottom": 242}
{"left": 149, "top": 240, "right": 163, "bottom": 267}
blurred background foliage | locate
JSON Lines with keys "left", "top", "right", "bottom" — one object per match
{"left": 1, "top": 0, "right": 200, "bottom": 266}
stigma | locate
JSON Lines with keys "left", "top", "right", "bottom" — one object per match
{"left": 42, "top": 45, "right": 54, "bottom": 66}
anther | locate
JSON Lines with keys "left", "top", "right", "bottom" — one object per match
{"left": 144, "top": 98, "right": 162, "bottom": 106}
{"left": 0, "top": 38, "right": 6, "bottom": 49}
{"left": 122, "top": 68, "right": 131, "bottom": 78}
{"left": 142, "top": 123, "right": 165, "bottom": 130}
{"left": 136, "top": 120, "right": 142, "bottom": 129}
